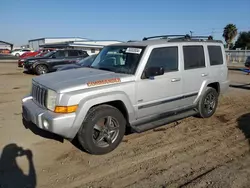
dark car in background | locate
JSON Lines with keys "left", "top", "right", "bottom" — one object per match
{"left": 55, "top": 54, "right": 97, "bottom": 72}
{"left": 245, "top": 56, "right": 250, "bottom": 68}
{"left": 23, "top": 49, "right": 89, "bottom": 75}
{"left": 18, "top": 49, "right": 55, "bottom": 67}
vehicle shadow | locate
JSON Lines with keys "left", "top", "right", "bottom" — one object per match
{"left": 0, "top": 143, "right": 36, "bottom": 188}
{"left": 230, "top": 83, "right": 250, "bottom": 90}
{"left": 22, "top": 118, "right": 64, "bottom": 143}
{"left": 237, "top": 113, "right": 250, "bottom": 147}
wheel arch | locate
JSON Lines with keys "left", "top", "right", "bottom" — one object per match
{"left": 194, "top": 80, "right": 220, "bottom": 104}
{"left": 69, "top": 92, "right": 135, "bottom": 139}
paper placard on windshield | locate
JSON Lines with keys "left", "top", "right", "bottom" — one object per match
{"left": 126, "top": 47, "right": 142, "bottom": 54}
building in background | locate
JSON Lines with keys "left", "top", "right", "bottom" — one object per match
{"left": 28, "top": 37, "right": 122, "bottom": 55}
{"left": 28, "top": 37, "right": 88, "bottom": 51}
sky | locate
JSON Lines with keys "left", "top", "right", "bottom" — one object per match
{"left": 0, "top": 0, "right": 249, "bottom": 45}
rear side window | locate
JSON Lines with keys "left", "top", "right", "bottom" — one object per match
{"left": 146, "top": 46, "right": 178, "bottom": 72}
{"left": 68, "top": 50, "right": 79, "bottom": 57}
{"left": 183, "top": 46, "right": 205, "bottom": 70}
{"left": 79, "top": 50, "right": 88, "bottom": 57}
{"left": 208, "top": 46, "right": 223, "bottom": 66}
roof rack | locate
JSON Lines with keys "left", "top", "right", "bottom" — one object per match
{"left": 142, "top": 34, "right": 214, "bottom": 41}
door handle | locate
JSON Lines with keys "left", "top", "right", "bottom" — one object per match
{"left": 201, "top": 73, "right": 208, "bottom": 77}
{"left": 171, "top": 78, "right": 181, "bottom": 82}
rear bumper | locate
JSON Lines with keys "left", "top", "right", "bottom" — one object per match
{"left": 22, "top": 96, "right": 77, "bottom": 139}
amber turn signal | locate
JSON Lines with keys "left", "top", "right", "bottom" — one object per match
{"left": 54, "top": 105, "right": 78, "bottom": 113}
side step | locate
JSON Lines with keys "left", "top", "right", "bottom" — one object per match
{"left": 130, "top": 109, "right": 198, "bottom": 133}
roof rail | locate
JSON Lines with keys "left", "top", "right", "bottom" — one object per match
{"left": 142, "top": 34, "right": 214, "bottom": 41}
{"left": 142, "top": 35, "right": 187, "bottom": 41}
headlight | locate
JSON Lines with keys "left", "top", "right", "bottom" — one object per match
{"left": 46, "top": 89, "right": 57, "bottom": 111}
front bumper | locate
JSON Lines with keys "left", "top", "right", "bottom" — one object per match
{"left": 22, "top": 96, "right": 76, "bottom": 139}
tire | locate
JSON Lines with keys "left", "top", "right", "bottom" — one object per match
{"left": 77, "top": 105, "right": 126, "bottom": 155}
{"left": 197, "top": 87, "right": 218, "bottom": 118}
{"left": 35, "top": 64, "right": 48, "bottom": 75}
{"left": 15, "top": 53, "right": 20, "bottom": 57}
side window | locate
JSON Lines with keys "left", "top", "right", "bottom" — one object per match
{"left": 68, "top": 50, "right": 79, "bottom": 57}
{"left": 183, "top": 46, "right": 205, "bottom": 70}
{"left": 208, "top": 46, "right": 223, "bottom": 66}
{"left": 79, "top": 50, "right": 88, "bottom": 57}
{"left": 145, "top": 46, "right": 178, "bottom": 72}
{"left": 54, "top": 51, "right": 66, "bottom": 58}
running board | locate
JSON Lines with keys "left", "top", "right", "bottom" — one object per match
{"left": 130, "top": 109, "right": 198, "bottom": 133}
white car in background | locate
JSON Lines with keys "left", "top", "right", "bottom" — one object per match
{"left": 11, "top": 49, "right": 33, "bottom": 57}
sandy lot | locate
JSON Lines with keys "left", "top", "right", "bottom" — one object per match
{"left": 0, "top": 63, "right": 250, "bottom": 188}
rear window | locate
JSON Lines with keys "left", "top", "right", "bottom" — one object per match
{"left": 68, "top": 50, "right": 79, "bottom": 57}
{"left": 208, "top": 46, "right": 223, "bottom": 66}
{"left": 183, "top": 46, "right": 205, "bottom": 70}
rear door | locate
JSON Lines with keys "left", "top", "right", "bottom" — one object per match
{"left": 65, "top": 50, "right": 81, "bottom": 64}
{"left": 180, "top": 44, "right": 209, "bottom": 107}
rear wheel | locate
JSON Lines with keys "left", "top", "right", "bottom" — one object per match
{"left": 35, "top": 64, "right": 48, "bottom": 75}
{"left": 197, "top": 87, "right": 218, "bottom": 118}
{"left": 77, "top": 105, "right": 126, "bottom": 155}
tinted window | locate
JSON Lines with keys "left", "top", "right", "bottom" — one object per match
{"left": 208, "top": 46, "right": 223, "bottom": 66}
{"left": 146, "top": 47, "right": 178, "bottom": 72}
{"left": 68, "top": 50, "right": 79, "bottom": 57}
{"left": 79, "top": 50, "right": 88, "bottom": 57}
{"left": 54, "top": 51, "right": 65, "bottom": 58}
{"left": 183, "top": 46, "right": 205, "bottom": 70}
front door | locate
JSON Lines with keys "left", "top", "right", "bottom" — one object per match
{"left": 136, "top": 46, "right": 183, "bottom": 119}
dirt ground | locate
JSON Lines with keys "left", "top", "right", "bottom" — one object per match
{"left": 0, "top": 62, "right": 250, "bottom": 188}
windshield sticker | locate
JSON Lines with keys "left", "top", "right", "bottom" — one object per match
{"left": 125, "top": 47, "right": 142, "bottom": 54}
{"left": 87, "top": 78, "right": 121, "bottom": 87}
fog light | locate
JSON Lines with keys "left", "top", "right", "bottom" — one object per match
{"left": 43, "top": 120, "right": 49, "bottom": 129}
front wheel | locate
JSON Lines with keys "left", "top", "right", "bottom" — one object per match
{"left": 77, "top": 105, "right": 126, "bottom": 155}
{"left": 35, "top": 64, "right": 48, "bottom": 75}
{"left": 197, "top": 87, "right": 219, "bottom": 118}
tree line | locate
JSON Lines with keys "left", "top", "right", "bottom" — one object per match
{"left": 223, "top": 24, "right": 250, "bottom": 50}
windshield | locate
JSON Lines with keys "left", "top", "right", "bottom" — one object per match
{"left": 91, "top": 46, "right": 145, "bottom": 74}
{"left": 77, "top": 54, "right": 97, "bottom": 67}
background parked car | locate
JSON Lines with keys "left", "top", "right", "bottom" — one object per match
{"left": 20, "top": 48, "right": 55, "bottom": 59}
{"left": 11, "top": 49, "right": 33, "bottom": 57}
{"left": 23, "top": 49, "right": 89, "bottom": 75}
{"left": 18, "top": 50, "right": 54, "bottom": 67}
{"left": 245, "top": 56, "right": 250, "bottom": 68}
{"left": 55, "top": 54, "right": 97, "bottom": 71}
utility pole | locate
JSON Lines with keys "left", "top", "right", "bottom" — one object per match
{"left": 190, "top": 31, "right": 194, "bottom": 37}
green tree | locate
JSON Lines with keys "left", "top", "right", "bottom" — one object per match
{"left": 222, "top": 24, "right": 238, "bottom": 49}
{"left": 234, "top": 31, "right": 250, "bottom": 50}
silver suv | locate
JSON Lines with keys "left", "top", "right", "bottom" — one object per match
{"left": 22, "top": 35, "right": 230, "bottom": 155}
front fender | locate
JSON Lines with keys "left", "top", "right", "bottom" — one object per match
{"left": 70, "top": 91, "right": 135, "bottom": 139}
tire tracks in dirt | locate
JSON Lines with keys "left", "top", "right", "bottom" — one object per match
{"left": 35, "top": 95, "right": 250, "bottom": 188}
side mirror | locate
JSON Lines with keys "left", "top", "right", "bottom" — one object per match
{"left": 144, "top": 67, "right": 164, "bottom": 79}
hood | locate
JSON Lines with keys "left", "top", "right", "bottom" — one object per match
{"left": 32, "top": 68, "right": 134, "bottom": 93}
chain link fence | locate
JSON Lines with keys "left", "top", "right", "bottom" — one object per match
{"left": 226, "top": 50, "right": 250, "bottom": 64}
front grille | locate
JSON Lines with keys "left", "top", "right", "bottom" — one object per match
{"left": 32, "top": 83, "right": 47, "bottom": 107}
